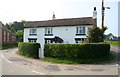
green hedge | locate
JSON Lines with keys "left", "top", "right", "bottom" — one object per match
{"left": 44, "top": 43, "right": 110, "bottom": 59}
{"left": 18, "top": 42, "right": 40, "bottom": 58}
{"left": 2, "top": 43, "right": 18, "bottom": 49}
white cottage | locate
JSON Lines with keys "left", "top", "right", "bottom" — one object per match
{"left": 24, "top": 7, "right": 97, "bottom": 58}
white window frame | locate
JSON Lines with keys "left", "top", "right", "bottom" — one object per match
{"left": 30, "top": 28, "right": 37, "bottom": 34}
{"left": 45, "top": 28, "right": 53, "bottom": 34}
{"left": 76, "top": 26, "right": 86, "bottom": 34}
{"left": 7, "top": 33, "right": 9, "bottom": 42}
{"left": 4, "top": 31, "right": 6, "bottom": 42}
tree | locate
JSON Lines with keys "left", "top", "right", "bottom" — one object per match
{"left": 16, "top": 30, "right": 23, "bottom": 42}
{"left": 87, "top": 25, "right": 107, "bottom": 43}
{"left": 5, "top": 23, "right": 11, "bottom": 30}
{"left": 5, "top": 20, "right": 25, "bottom": 42}
{"left": 10, "top": 27, "right": 16, "bottom": 34}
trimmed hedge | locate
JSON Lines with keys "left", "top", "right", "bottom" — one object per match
{"left": 44, "top": 43, "right": 110, "bottom": 59}
{"left": 18, "top": 42, "right": 40, "bottom": 58}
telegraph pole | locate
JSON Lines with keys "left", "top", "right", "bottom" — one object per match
{"left": 101, "top": 0, "right": 104, "bottom": 29}
{"left": 101, "top": 0, "right": 110, "bottom": 29}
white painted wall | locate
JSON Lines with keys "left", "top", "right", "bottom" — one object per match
{"left": 24, "top": 25, "right": 92, "bottom": 58}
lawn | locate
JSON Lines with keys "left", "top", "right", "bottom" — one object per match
{"left": 104, "top": 40, "right": 120, "bottom": 47}
{"left": 41, "top": 53, "right": 115, "bottom": 64}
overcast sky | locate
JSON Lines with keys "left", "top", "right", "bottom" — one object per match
{"left": 0, "top": 0, "right": 119, "bottom": 36}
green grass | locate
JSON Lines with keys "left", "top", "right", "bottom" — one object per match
{"left": 41, "top": 53, "right": 115, "bottom": 64}
{"left": 104, "top": 40, "right": 120, "bottom": 47}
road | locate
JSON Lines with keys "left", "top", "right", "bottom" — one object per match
{"left": 110, "top": 45, "right": 120, "bottom": 77}
{"left": 0, "top": 46, "right": 119, "bottom": 76}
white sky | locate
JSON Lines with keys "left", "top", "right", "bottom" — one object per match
{"left": 0, "top": 0, "right": 119, "bottom": 36}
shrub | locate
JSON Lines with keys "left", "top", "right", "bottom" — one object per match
{"left": 2, "top": 43, "right": 18, "bottom": 49}
{"left": 18, "top": 42, "right": 40, "bottom": 58}
{"left": 44, "top": 43, "right": 110, "bottom": 59}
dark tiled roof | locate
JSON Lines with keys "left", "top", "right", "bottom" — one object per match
{"left": 24, "top": 17, "right": 95, "bottom": 28}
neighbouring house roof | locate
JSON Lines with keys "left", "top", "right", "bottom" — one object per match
{"left": 0, "top": 22, "right": 16, "bottom": 36}
{"left": 24, "top": 17, "right": 95, "bottom": 28}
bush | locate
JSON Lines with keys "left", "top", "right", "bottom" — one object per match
{"left": 18, "top": 42, "right": 40, "bottom": 58}
{"left": 44, "top": 43, "right": 110, "bottom": 59}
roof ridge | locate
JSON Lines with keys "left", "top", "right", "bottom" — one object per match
{"left": 26, "top": 17, "right": 93, "bottom": 22}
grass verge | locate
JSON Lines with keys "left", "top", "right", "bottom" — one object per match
{"left": 41, "top": 53, "right": 115, "bottom": 64}
{"left": 104, "top": 40, "right": 120, "bottom": 47}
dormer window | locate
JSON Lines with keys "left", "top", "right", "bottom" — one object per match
{"left": 45, "top": 28, "right": 53, "bottom": 36}
{"left": 76, "top": 26, "right": 86, "bottom": 35}
{"left": 29, "top": 28, "right": 37, "bottom": 35}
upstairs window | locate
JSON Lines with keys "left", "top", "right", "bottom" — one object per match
{"left": 4, "top": 31, "right": 6, "bottom": 41}
{"left": 45, "top": 28, "right": 53, "bottom": 36}
{"left": 76, "top": 26, "right": 86, "bottom": 35}
{"left": 30, "top": 28, "right": 37, "bottom": 35}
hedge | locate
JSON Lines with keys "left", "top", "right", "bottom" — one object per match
{"left": 2, "top": 43, "right": 18, "bottom": 49}
{"left": 44, "top": 43, "right": 110, "bottom": 59}
{"left": 18, "top": 42, "right": 40, "bottom": 58}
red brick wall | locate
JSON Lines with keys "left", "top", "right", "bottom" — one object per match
{"left": 2, "top": 28, "right": 16, "bottom": 44}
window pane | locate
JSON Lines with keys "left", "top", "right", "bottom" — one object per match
{"left": 30, "top": 29, "right": 32, "bottom": 34}
{"left": 4, "top": 31, "right": 6, "bottom": 41}
{"left": 30, "top": 29, "right": 37, "bottom": 34}
{"left": 51, "top": 28, "right": 52, "bottom": 34}
{"left": 45, "top": 28, "right": 47, "bottom": 34}
{"left": 76, "top": 27, "right": 78, "bottom": 34}
{"left": 45, "top": 28, "right": 53, "bottom": 34}
{"left": 83, "top": 27, "right": 85, "bottom": 34}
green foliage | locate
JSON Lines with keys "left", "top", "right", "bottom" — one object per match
{"left": 16, "top": 30, "right": 23, "bottom": 42}
{"left": 41, "top": 53, "right": 115, "bottom": 64}
{"left": 2, "top": 43, "right": 18, "bottom": 49}
{"left": 87, "top": 25, "right": 107, "bottom": 43}
{"left": 5, "top": 23, "right": 11, "bottom": 30}
{"left": 10, "top": 20, "right": 25, "bottom": 31}
{"left": 10, "top": 27, "right": 16, "bottom": 34}
{"left": 18, "top": 42, "right": 40, "bottom": 58}
{"left": 44, "top": 43, "right": 110, "bottom": 59}
{"left": 5, "top": 20, "right": 25, "bottom": 42}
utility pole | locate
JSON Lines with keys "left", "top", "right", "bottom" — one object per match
{"left": 101, "top": 0, "right": 110, "bottom": 29}
{"left": 101, "top": 0, "right": 104, "bottom": 29}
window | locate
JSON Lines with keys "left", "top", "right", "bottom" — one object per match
{"left": 30, "top": 29, "right": 37, "bottom": 35}
{"left": 7, "top": 33, "right": 9, "bottom": 42}
{"left": 45, "top": 28, "right": 53, "bottom": 36}
{"left": 76, "top": 27, "right": 85, "bottom": 35}
{"left": 28, "top": 38, "right": 37, "bottom": 43}
{"left": 29, "top": 40, "right": 36, "bottom": 42}
{"left": 76, "top": 40, "right": 81, "bottom": 43}
{"left": 75, "top": 38, "right": 86, "bottom": 43}
{"left": 45, "top": 40, "right": 52, "bottom": 43}
{"left": 4, "top": 31, "right": 6, "bottom": 41}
